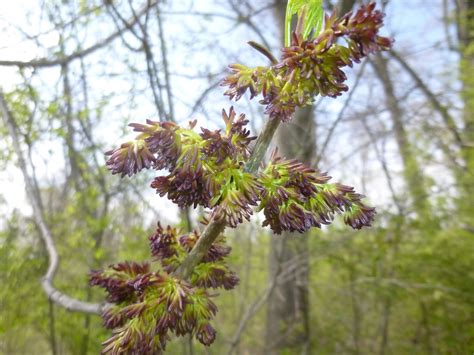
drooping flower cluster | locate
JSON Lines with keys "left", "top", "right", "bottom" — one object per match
{"left": 257, "top": 152, "right": 376, "bottom": 234}
{"left": 222, "top": 2, "right": 393, "bottom": 121}
{"left": 90, "top": 223, "right": 238, "bottom": 354}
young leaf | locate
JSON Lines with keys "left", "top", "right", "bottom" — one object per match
{"left": 285, "top": 0, "right": 324, "bottom": 46}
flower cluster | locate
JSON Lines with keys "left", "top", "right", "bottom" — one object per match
{"left": 90, "top": 261, "right": 152, "bottom": 305}
{"left": 222, "top": 2, "right": 392, "bottom": 121}
{"left": 91, "top": 223, "right": 238, "bottom": 354}
{"left": 105, "top": 106, "right": 377, "bottom": 236}
{"left": 257, "top": 153, "right": 376, "bottom": 234}
{"left": 149, "top": 222, "right": 238, "bottom": 289}
{"left": 106, "top": 108, "right": 263, "bottom": 227}
{"left": 105, "top": 121, "right": 179, "bottom": 177}
{"left": 91, "top": 270, "right": 217, "bottom": 354}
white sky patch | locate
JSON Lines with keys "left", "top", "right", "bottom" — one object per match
{"left": 0, "top": 168, "right": 30, "bottom": 215}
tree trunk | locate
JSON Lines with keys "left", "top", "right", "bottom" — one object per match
{"left": 371, "top": 53, "right": 432, "bottom": 221}
{"left": 265, "top": 2, "right": 363, "bottom": 353}
{"left": 265, "top": 107, "right": 314, "bottom": 354}
{"left": 265, "top": 2, "right": 315, "bottom": 353}
{"left": 370, "top": 53, "right": 434, "bottom": 354}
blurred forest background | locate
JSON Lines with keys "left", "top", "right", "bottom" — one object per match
{"left": 0, "top": 0, "right": 473, "bottom": 354}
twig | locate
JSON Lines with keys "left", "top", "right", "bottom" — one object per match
{"left": 315, "top": 60, "right": 367, "bottom": 164}
{"left": 157, "top": 4, "right": 176, "bottom": 122}
{"left": 189, "top": 79, "right": 223, "bottom": 116}
{"left": 389, "top": 49, "right": 463, "bottom": 148}
{"left": 0, "top": 0, "right": 158, "bottom": 69}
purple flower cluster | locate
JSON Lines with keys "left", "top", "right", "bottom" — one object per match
{"left": 105, "top": 120, "right": 179, "bottom": 177}
{"left": 90, "top": 222, "right": 238, "bottom": 354}
{"left": 105, "top": 102, "right": 377, "bottom": 236}
{"left": 149, "top": 223, "right": 238, "bottom": 290}
{"left": 106, "top": 108, "right": 264, "bottom": 227}
{"left": 222, "top": 2, "right": 393, "bottom": 121}
{"left": 90, "top": 261, "right": 153, "bottom": 304}
{"left": 94, "top": 274, "right": 217, "bottom": 354}
{"left": 258, "top": 154, "right": 376, "bottom": 234}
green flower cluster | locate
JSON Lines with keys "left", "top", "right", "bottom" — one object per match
{"left": 222, "top": 2, "right": 392, "bottom": 121}
{"left": 106, "top": 112, "right": 375, "bottom": 235}
{"left": 258, "top": 153, "right": 375, "bottom": 234}
{"left": 106, "top": 108, "right": 262, "bottom": 227}
{"left": 90, "top": 224, "right": 237, "bottom": 354}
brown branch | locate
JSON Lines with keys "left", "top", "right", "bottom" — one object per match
{"left": 156, "top": 5, "right": 175, "bottom": 122}
{"left": 0, "top": 89, "right": 104, "bottom": 315}
{"left": 315, "top": 60, "right": 367, "bottom": 165}
{"left": 0, "top": 0, "right": 157, "bottom": 69}
{"left": 106, "top": 0, "right": 167, "bottom": 119}
{"left": 190, "top": 79, "right": 223, "bottom": 116}
{"left": 174, "top": 117, "right": 281, "bottom": 279}
{"left": 228, "top": 0, "right": 272, "bottom": 50}
{"left": 360, "top": 109, "right": 404, "bottom": 216}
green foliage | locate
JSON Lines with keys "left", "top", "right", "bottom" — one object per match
{"left": 0, "top": 214, "right": 50, "bottom": 354}
{"left": 285, "top": 0, "right": 324, "bottom": 46}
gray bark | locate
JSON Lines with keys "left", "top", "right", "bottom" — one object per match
{"left": 265, "top": 2, "right": 315, "bottom": 353}
{"left": 371, "top": 54, "right": 432, "bottom": 220}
